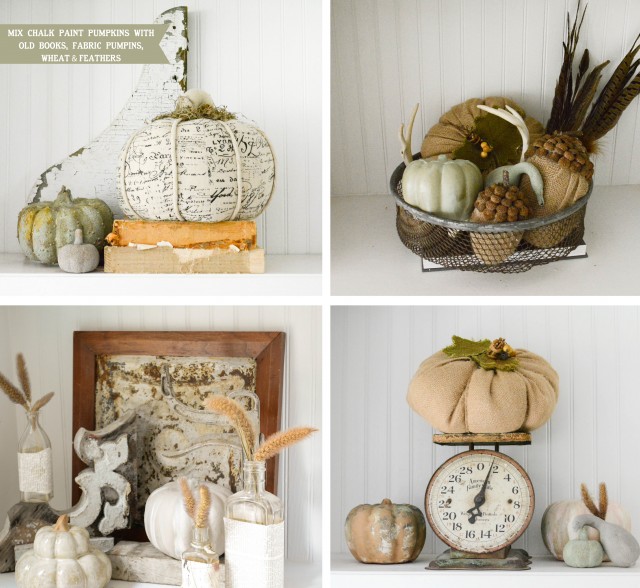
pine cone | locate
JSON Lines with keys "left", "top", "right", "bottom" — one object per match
{"left": 473, "top": 171, "right": 530, "bottom": 223}
{"left": 530, "top": 133, "right": 594, "bottom": 181}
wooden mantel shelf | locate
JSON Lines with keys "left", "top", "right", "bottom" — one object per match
{"left": 332, "top": 553, "right": 640, "bottom": 588}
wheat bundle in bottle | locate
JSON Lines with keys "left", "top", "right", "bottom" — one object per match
{"left": 407, "top": 336, "right": 559, "bottom": 433}
{"left": 205, "top": 396, "right": 316, "bottom": 588}
{"left": 0, "top": 354, "right": 55, "bottom": 502}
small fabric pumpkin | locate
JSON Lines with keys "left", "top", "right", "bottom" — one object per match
{"left": 57, "top": 229, "right": 100, "bottom": 273}
{"left": 407, "top": 336, "right": 559, "bottom": 433}
{"left": 18, "top": 186, "right": 113, "bottom": 265}
{"left": 144, "top": 478, "right": 230, "bottom": 559}
{"left": 563, "top": 525, "right": 604, "bottom": 568}
{"left": 402, "top": 155, "right": 483, "bottom": 221}
{"left": 421, "top": 97, "right": 544, "bottom": 173}
{"left": 15, "top": 514, "right": 111, "bottom": 588}
{"left": 345, "top": 499, "right": 426, "bottom": 564}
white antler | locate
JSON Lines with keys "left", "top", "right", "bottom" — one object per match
{"left": 399, "top": 103, "right": 419, "bottom": 167}
{"left": 477, "top": 104, "right": 529, "bottom": 162}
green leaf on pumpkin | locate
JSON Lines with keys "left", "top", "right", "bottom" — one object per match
{"left": 452, "top": 114, "right": 523, "bottom": 172}
{"left": 442, "top": 335, "right": 519, "bottom": 372}
{"left": 443, "top": 336, "right": 491, "bottom": 359}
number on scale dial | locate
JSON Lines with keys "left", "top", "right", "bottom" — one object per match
{"left": 425, "top": 450, "right": 534, "bottom": 553}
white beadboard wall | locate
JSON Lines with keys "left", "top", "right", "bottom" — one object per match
{"left": 0, "top": 305, "right": 322, "bottom": 564}
{"left": 0, "top": 0, "right": 321, "bottom": 256}
{"left": 331, "top": 0, "right": 640, "bottom": 196}
{"left": 331, "top": 306, "right": 640, "bottom": 558}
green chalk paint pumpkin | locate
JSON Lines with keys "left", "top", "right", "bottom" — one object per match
{"left": 17, "top": 187, "right": 113, "bottom": 265}
{"left": 563, "top": 526, "right": 604, "bottom": 568}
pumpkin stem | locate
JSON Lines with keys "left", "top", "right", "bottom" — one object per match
{"left": 55, "top": 186, "right": 74, "bottom": 206}
{"left": 381, "top": 499, "right": 392, "bottom": 506}
{"left": 73, "top": 229, "right": 84, "bottom": 246}
{"left": 54, "top": 514, "right": 70, "bottom": 532}
{"left": 486, "top": 338, "right": 517, "bottom": 360}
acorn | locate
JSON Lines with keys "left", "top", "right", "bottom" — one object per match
{"left": 530, "top": 133, "right": 594, "bottom": 181}
{"left": 470, "top": 170, "right": 529, "bottom": 266}
{"left": 473, "top": 170, "right": 531, "bottom": 223}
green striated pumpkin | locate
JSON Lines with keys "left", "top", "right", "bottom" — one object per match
{"left": 17, "top": 187, "right": 113, "bottom": 265}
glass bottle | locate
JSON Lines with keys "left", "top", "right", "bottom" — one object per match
{"left": 181, "top": 525, "right": 220, "bottom": 588}
{"left": 18, "top": 410, "right": 53, "bottom": 503}
{"left": 225, "top": 460, "right": 283, "bottom": 524}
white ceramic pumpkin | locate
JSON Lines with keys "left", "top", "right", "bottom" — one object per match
{"left": 118, "top": 90, "right": 276, "bottom": 223}
{"left": 15, "top": 515, "right": 111, "bottom": 588}
{"left": 402, "top": 155, "right": 483, "bottom": 220}
{"left": 144, "top": 479, "right": 231, "bottom": 559}
{"left": 542, "top": 500, "right": 631, "bottom": 560}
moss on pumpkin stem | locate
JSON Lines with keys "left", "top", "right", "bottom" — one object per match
{"left": 443, "top": 335, "right": 519, "bottom": 372}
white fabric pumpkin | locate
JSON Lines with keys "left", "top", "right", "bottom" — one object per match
{"left": 16, "top": 515, "right": 111, "bottom": 588}
{"left": 118, "top": 94, "right": 276, "bottom": 222}
{"left": 542, "top": 500, "right": 631, "bottom": 560}
{"left": 144, "top": 479, "right": 231, "bottom": 559}
{"left": 402, "top": 155, "right": 483, "bottom": 220}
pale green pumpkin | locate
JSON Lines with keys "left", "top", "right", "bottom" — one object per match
{"left": 17, "top": 187, "right": 113, "bottom": 265}
{"left": 402, "top": 155, "right": 483, "bottom": 221}
{"left": 563, "top": 526, "right": 604, "bottom": 568}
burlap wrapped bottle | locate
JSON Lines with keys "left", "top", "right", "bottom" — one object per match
{"left": 407, "top": 336, "right": 559, "bottom": 434}
{"left": 421, "top": 97, "right": 544, "bottom": 172}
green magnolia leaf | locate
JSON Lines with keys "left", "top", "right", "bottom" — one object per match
{"left": 443, "top": 335, "right": 519, "bottom": 372}
{"left": 452, "top": 115, "right": 523, "bottom": 172}
{"left": 443, "top": 336, "right": 491, "bottom": 359}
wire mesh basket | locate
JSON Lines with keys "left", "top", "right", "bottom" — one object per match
{"left": 390, "top": 158, "right": 592, "bottom": 274}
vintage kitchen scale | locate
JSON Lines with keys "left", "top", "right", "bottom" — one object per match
{"left": 424, "top": 432, "right": 534, "bottom": 571}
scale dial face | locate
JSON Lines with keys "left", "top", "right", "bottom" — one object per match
{"left": 425, "top": 450, "right": 534, "bottom": 554}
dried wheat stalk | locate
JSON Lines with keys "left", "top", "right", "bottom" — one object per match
{"left": 581, "top": 482, "right": 601, "bottom": 518}
{"left": 16, "top": 354, "right": 31, "bottom": 404}
{"left": 205, "top": 396, "right": 255, "bottom": 460}
{"left": 195, "top": 485, "right": 211, "bottom": 529}
{"left": 0, "top": 354, "right": 54, "bottom": 414}
{"left": 0, "top": 371, "right": 28, "bottom": 409}
{"left": 599, "top": 482, "right": 608, "bottom": 520}
{"left": 179, "top": 477, "right": 196, "bottom": 520}
{"left": 254, "top": 427, "right": 317, "bottom": 462}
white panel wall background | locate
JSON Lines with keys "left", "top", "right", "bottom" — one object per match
{"left": 0, "top": 305, "right": 322, "bottom": 564}
{"left": 331, "top": 306, "right": 640, "bottom": 557}
{"left": 331, "top": 0, "right": 640, "bottom": 196}
{"left": 0, "top": 0, "right": 321, "bottom": 256}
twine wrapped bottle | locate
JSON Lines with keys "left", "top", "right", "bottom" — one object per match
{"left": 18, "top": 410, "right": 53, "bottom": 503}
{"left": 224, "top": 461, "right": 284, "bottom": 588}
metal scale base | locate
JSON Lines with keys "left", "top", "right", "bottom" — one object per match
{"left": 428, "top": 432, "right": 532, "bottom": 572}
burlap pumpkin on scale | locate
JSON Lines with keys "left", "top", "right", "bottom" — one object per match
{"left": 407, "top": 336, "right": 559, "bottom": 434}
{"left": 421, "top": 97, "right": 544, "bottom": 173}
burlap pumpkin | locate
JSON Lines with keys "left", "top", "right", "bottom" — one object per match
{"left": 407, "top": 337, "right": 559, "bottom": 433}
{"left": 421, "top": 97, "right": 544, "bottom": 173}
{"left": 520, "top": 154, "right": 588, "bottom": 248}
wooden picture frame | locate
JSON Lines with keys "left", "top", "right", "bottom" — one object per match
{"left": 72, "top": 331, "right": 285, "bottom": 540}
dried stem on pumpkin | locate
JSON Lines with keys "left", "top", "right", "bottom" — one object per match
{"left": 254, "top": 427, "right": 318, "bottom": 462}
{"left": 205, "top": 396, "right": 256, "bottom": 460}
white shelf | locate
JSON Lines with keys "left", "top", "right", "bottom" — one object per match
{"left": 0, "top": 561, "right": 320, "bottom": 588}
{"left": 331, "top": 185, "right": 640, "bottom": 295}
{"left": 331, "top": 553, "right": 640, "bottom": 588}
{"left": 0, "top": 253, "right": 322, "bottom": 298}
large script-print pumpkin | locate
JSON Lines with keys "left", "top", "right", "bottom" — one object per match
{"left": 407, "top": 336, "right": 559, "bottom": 433}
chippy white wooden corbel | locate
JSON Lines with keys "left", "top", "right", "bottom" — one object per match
{"left": 28, "top": 6, "right": 188, "bottom": 217}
